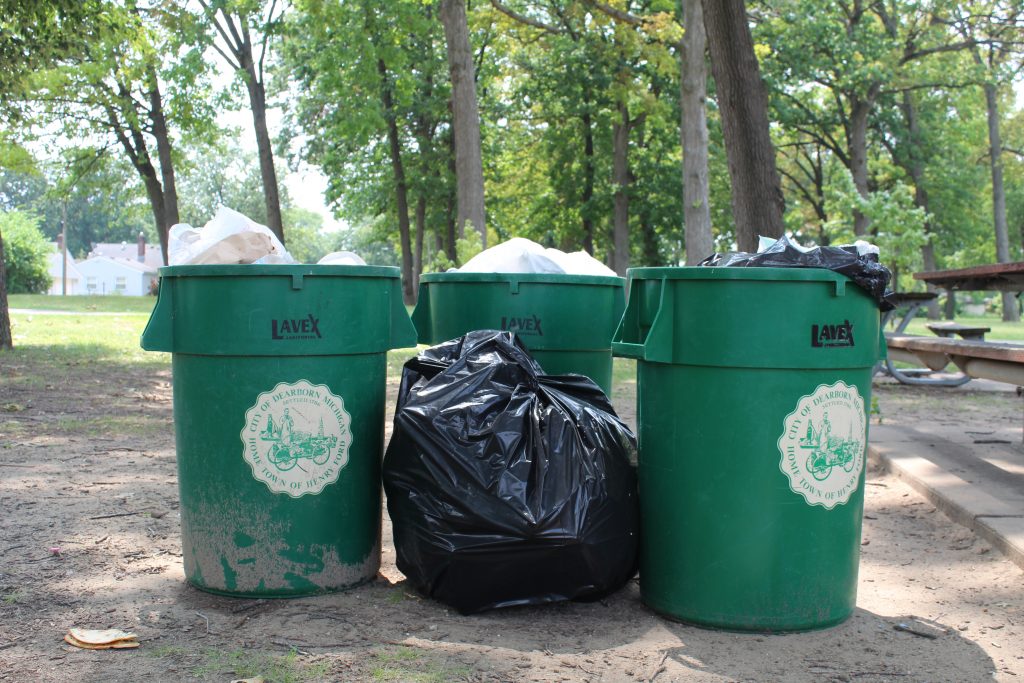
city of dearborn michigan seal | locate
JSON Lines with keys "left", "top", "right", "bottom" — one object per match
{"left": 777, "top": 381, "right": 866, "bottom": 510}
{"left": 241, "top": 380, "right": 352, "bottom": 497}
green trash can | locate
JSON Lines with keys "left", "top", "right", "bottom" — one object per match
{"left": 141, "top": 264, "right": 416, "bottom": 598}
{"left": 612, "top": 267, "right": 884, "bottom": 631}
{"left": 412, "top": 272, "right": 625, "bottom": 393}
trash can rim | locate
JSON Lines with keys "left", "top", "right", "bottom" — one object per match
{"left": 626, "top": 266, "right": 853, "bottom": 283}
{"left": 157, "top": 264, "right": 401, "bottom": 278}
{"left": 420, "top": 271, "right": 623, "bottom": 286}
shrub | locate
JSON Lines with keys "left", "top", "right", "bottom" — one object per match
{"left": 1, "top": 210, "right": 51, "bottom": 294}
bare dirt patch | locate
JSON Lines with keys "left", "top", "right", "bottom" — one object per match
{"left": 1, "top": 359, "right": 1022, "bottom": 682}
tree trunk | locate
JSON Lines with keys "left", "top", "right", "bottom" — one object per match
{"left": 439, "top": 0, "right": 487, "bottom": 246}
{"left": 127, "top": 156, "right": 169, "bottom": 261}
{"left": 0, "top": 227, "right": 12, "bottom": 350}
{"left": 612, "top": 102, "right": 631, "bottom": 276}
{"left": 681, "top": 0, "right": 713, "bottom": 264}
{"left": 900, "top": 91, "right": 940, "bottom": 318}
{"left": 984, "top": 82, "right": 1019, "bottom": 321}
{"left": 920, "top": 241, "right": 941, "bottom": 317}
{"left": 702, "top": 0, "right": 784, "bottom": 252}
{"left": 243, "top": 55, "right": 285, "bottom": 244}
{"left": 446, "top": 186, "right": 458, "bottom": 261}
{"left": 136, "top": 159, "right": 169, "bottom": 260}
{"left": 379, "top": 59, "right": 416, "bottom": 305}
{"left": 414, "top": 194, "right": 426, "bottom": 292}
{"left": 944, "top": 290, "right": 956, "bottom": 320}
{"left": 849, "top": 95, "right": 872, "bottom": 236}
{"left": 582, "top": 107, "right": 596, "bottom": 255}
{"left": 147, "top": 70, "right": 179, "bottom": 266}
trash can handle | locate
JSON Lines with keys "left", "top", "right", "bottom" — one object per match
{"left": 140, "top": 277, "right": 173, "bottom": 352}
{"left": 877, "top": 317, "right": 887, "bottom": 361}
{"left": 612, "top": 277, "right": 675, "bottom": 363}
{"left": 410, "top": 283, "right": 430, "bottom": 345}
{"left": 390, "top": 279, "right": 419, "bottom": 349}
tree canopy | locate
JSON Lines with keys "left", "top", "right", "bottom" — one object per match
{"left": 2, "top": 0, "right": 1024, "bottom": 311}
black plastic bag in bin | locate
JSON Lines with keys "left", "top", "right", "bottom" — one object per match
{"left": 700, "top": 234, "right": 895, "bottom": 310}
{"left": 383, "top": 330, "right": 640, "bottom": 614}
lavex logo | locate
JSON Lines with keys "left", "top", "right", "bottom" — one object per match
{"left": 272, "top": 314, "right": 321, "bottom": 340}
{"left": 811, "top": 320, "right": 854, "bottom": 348}
{"left": 501, "top": 314, "right": 543, "bottom": 336}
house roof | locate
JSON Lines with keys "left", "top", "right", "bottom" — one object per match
{"left": 76, "top": 255, "right": 158, "bottom": 275}
{"left": 47, "top": 250, "right": 83, "bottom": 279}
{"left": 90, "top": 241, "right": 165, "bottom": 270}
{"left": 48, "top": 242, "right": 78, "bottom": 264}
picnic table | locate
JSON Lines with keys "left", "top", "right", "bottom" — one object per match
{"left": 914, "top": 261, "right": 1024, "bottom": 291}
{"left": 880, "top": 263, "right": 1024, "bottom": 387}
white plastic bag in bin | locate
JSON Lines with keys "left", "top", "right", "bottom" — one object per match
{"left": 168, "top": 206, "right": 295, "bottom": 265}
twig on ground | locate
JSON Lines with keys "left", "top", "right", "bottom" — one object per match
{"left": 88, "top": 512, "right": 139, "bottom": 520}
{"left": 893, "top": 623, "right": 939, "bottom": 639}
{"left": 647, "top": 652, "right": 669, "bottom": 682}
{"left": 230, "top": 599, "right": 267, "bottom": 614}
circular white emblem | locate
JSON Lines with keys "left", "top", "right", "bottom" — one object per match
{"left": 777, "top": 381, "right": 866, "bottom": 510}
{"left": 240, "top": 380, "right": 352, "bottom": 497}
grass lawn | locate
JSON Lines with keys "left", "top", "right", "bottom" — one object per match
{"left": 8, "top": 293, "right": 156, "bottom": 313}
{"left": 6, "top": 307, "right": 166, "bottom": 369}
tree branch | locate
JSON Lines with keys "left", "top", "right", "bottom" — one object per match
{"left": 489, "top": 0, "right": 562, "bottom": 36}
{"left": 258, "top": 0, "right": 280, "bottom": 84}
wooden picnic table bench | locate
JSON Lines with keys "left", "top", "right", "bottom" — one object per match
{"left": 884, "top": 334, "right": 1024, "bottom": 387}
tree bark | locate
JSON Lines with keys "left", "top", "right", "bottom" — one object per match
{"left": 681, "top": 0, "right": 713, "bottom": 264}
{"left": 378, "top": 58, "right": 416, "bottom": 305}
{"left": 582, "top": 106, "right": 596, "bottom": 255}
{"left": 111, "top": 109, "right": 169, "bottom": 262}
{"left": 439, "top": 0, "right": 487, "bottom": 246}
{"left": 243, "top": 54, "right": 285, "bottom": 244}
{"left": 199, "top": 1, "right": 285, "bottom": 243}
{"left": 898, "top": 92, "right": 940, "bottom": 318}
{"left": 849, "top": 95, "right": 873, "bottom": 236}
{"left": 0, "top": 227, "right": 11, "bottom": 350}
{"left": 147, "top": 71, "right": 178, "bottom": 265}
{"left": 702, "top": 0, "right": 784, "bottom": 252}
{"left": 612, "top": 102, "right": 631, "bottom": 275}
{"left": 414, "top": 194, "right": 426, "bottom": 291}
{"left": 140, "top": 169, "right": 168, "bottom": 257}
{"left": 984, "top": 82, "right": 1019, "bottom": 321}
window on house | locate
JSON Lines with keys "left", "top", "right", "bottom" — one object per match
{"left": 115, "top": 277, "right": 127, "bottom": 291}
{"left": 87, "top": 277, "right": 97, "bottom": 292}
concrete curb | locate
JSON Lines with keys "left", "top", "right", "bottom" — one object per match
{"left": 868, "top": 440, "right": 1024, "bottom": 571}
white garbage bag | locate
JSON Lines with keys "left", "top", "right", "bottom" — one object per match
{"left": 317, "top": 251, "right": 367, "bottom": 266}
{"left": 458, "top": 237, "right": 616, "bottom": 276}
{"left": 168, "top": 206, "right": 295, "bottom": 265}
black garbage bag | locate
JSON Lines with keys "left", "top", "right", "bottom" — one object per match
{"left": 383, "top": 330, "right": 640, "bottom": 614}
{"left": 700, "top": 235, "right": 895, "bottom": 310}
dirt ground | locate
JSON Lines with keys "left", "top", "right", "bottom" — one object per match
{"left": 1, "top": 355, "right": 1023, "bottom": 683}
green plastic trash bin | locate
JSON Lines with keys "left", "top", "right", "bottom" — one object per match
{"left": 412, "top": 272, "right": 625, "bottom": 393}
{"left": 141, "top": 264, "right": 416, "bottom": 598}
{"left": 612, "top": 267, "right": 884, "bottom": 631}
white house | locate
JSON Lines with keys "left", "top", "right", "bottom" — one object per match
{"left": 47, "top": 240, "right": 84, "bottom": 295}
{"left": 76, "top": 256, "right": 158, "bottom": 296}
{"left": 89, "top": 235, "right": 164, "bottom": 271}
{"left": 70, "top": 233, "right": 163, "bottom": 296}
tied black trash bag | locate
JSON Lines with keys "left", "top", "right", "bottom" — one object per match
{"left": 700, "top": 235, "right": 895, "bottom": 310}
{"left": 383, "top": 330, "right": 640, "bottom": 614}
